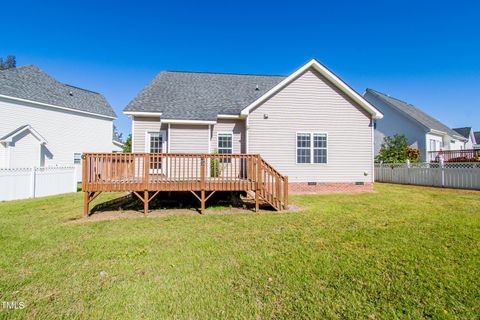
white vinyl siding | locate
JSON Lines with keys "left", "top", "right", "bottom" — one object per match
{"left": 210, "top": 119, "right": 245, "bottom": 153}
{"left": 363, "top": 92, "right": 428, "bottom": 161}
{"left": 248, "top": 68, "right": 374, "bottom": 183}
{"left": 0, "top": 97, "right": 113, "bottom": 174}
{"left": 132, "top": 116, "right": 163, "bottom": 153}
{"left": 169, "top": 124, "right": 209, "bottom": 153}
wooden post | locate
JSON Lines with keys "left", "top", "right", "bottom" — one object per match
{"left": 200, "top": 156, "right": 205, "bottom": 213}
{"left": 83, "top": 192, "right": 89, "bottom": 217}
{"left": 144, "top": 190, "right": 149, "bottom": 215}
{"left": 201, "top": 190, "right": 205, "bottom": 214}
{"left": 82, "top": 153, "right": 87, "bottom": 191}
{"left": 255, "top": 155, "right": 262, "bottom": 212}
{"left": 144, "top": 154, "right": 150, "bottom": 189}
{"left": 283, "top": 176, "right": 288, "bottom": 210}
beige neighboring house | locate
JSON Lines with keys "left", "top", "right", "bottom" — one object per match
{"left": 124, "top": 59, "right": 383, "bottom": 193}
{"left": 0, "top": 65, "right": 117, "bottom": 181}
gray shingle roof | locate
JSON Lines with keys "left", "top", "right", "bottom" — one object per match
{"left": 474, "top": 132, "right": 480, "bottom": 144}
{"left": 124, "top": 71, "right": 286, "bottom": 120}
{"left": 365, "top": 89, "right": 466, "bottom": 140}
{"left": 0, "top": 65, "right": 116, "bottom": 118}
{"left": 452, "top": 127, "right": 472, "bottom": 139}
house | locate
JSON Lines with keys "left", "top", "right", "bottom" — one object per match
{"left": 0, "top": 65, "right": 117, "bottom": 180}
{"left": 123, "top": 59, "right": 383, "bottom": 193}
{"left": 112, "top": 137, "right": 125, "bottom": 152}
{"left": 452, "top": 127, "right": 477, "bottom": 149}
{"left": 475, "top": 132, "right": 480, "bottom": 149}
{"left": 363, "top": 89, "right": 467, "bottom": 162}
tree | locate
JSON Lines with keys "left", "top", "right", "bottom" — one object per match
{"left": 0, "top": 55, "right": 16, "bottom": 70}
{"left": 123, "top": 134, "right": 132, "bottom": 153}
{"left": 376, "top": 134, "right": 420, "bottom": 163}
{"left": 113, "top": 125, "right": 123, "bottom": 142}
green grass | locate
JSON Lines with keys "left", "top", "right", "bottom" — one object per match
{"left": 0, "top": 184, "right": 479, "bottom": 319}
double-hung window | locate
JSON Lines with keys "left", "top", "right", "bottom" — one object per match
{"left": 296, "top": 133, "right": 328, "bottom": 164}
{"left": 217, "top": 133, "right": 233, "bottom": 154}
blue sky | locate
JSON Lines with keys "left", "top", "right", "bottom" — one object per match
{"left": 2, "top": 0, "right": 479, "bottom": 137}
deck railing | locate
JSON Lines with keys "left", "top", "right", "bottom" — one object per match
{"left": 428, "top": 149, "right": 479, "bottom": 162}
{"left": 82, "top": 153, "right": 288, "bottom": 213}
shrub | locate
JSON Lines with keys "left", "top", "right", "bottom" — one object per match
{"left": 376, "top": 134, "right": 420, "bottom": 163}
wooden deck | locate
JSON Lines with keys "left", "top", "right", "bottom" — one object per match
{"left": 82, "top": 153, "right": 288, "bottom": 216}
{"left": 428, "top": 149, "right": 479, "bottom": 162}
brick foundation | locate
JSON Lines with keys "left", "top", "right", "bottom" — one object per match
{"left": 288, "top": 182, "right": 373, "bottom": 194}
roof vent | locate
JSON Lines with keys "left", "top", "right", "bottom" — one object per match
{"left": 68, "top": 91, "right": 73, "bottom": 96}
{"left": 255, "top": 85, "right": 259, "bottom": 91}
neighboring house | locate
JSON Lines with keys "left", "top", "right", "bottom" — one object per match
{"left": 124, "top": 59, "right": 383, "bottom": 193}
{"left": 0, "top": 65, "right": 117, "bottom": 180}
{"left": 452, "top": 127, "right": 477, "bottom": 149}
{"left": 475, "top": 132, "right": 480, "bottom": 149}
{"left": 112, "top": 136, "right": 125, "bottom": 152}
{"left": 363, "top": 89, "right": 467, "bottom": 162}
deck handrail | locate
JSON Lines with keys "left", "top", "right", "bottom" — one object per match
{"left": 82, "top": 153, "right": 288, "bottom": 213}
{"left": 428, "top": 149, "right": 479, "bottom": 162}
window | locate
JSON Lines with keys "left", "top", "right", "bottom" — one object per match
{"left": 149, "top": 132, "right": 163, "bottom": 153}
{"left": 74, "top": 153, "right": 82, "bottom": 165}
{"left": 296, "top": 133, "right": 311, "bottom": 163}
{"left": 313, "top": 134, "right": 327, "bottom": 164}
{"left": 429, "top": 139, "right": 441, "bottom": 152}
{"left": 217, "top": 133, "right": 233, "bottom": 154}
{"left": 296, "top": 133, "right": 328, "bottom": 164}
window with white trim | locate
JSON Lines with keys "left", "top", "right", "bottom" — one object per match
{"left": 149, "top": 132, "right": 163, "bottom": 153}
{"left": 296, "top": 133, "right": 311, "bottom": 163}
{"left": 313, "top": 133, "right": 327, "bottom": 163}
{"left": 74, "top": 153, "right": 82, "bottom": 165}
{"left": 296, "top": 133, "right": 328, "bottom": 164}
{"left": 217, "top": 133, "right": 233, "bottom": 154}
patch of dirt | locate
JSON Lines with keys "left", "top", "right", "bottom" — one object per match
{"left": 68, "top": 206, "right": 282, "bottom": 224}
{"left": 67, "top": 191, "right": 302, "bottom": 224}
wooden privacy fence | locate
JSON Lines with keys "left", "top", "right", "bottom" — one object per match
{"left": 82, "top": 153, "right": 288, "bottom": 215}
{"left": 375, "top": 162, "right": 480, "bottom": 190}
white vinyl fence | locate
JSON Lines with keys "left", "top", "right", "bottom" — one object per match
{"left": 375, "top": 162, "right": 480, "bottom": 190}
{"left": 0, "top": 166, "right": 77, "bottom": 201}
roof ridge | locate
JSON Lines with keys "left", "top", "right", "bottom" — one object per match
{"left": 366, "top": 88, "right": 413, "bottom": 106}
{"left": 162, "top": 70, "right": 286, "bottom": 77}
{"left": 64, "top": 83, "right": 100, "bottom": 95}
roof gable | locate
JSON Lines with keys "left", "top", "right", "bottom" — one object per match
{"left": 0, "top": 125, "right": 47, "bottom": 144}
{"left": 241, "top": 59, "right": 383, "bottom": 119}
{"left": 365, "top": 89, "right": 466, "bottom": 141}
{"left": 453, "top": 127, "right": 472, "bottom": 139}
{"left": 0, "top": 65, "right": 116, "bottom": 118}
{"left": 474, "top": 132, "right": 480, "bottom": 144}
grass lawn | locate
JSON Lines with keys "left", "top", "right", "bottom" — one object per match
{"left": 0, "top": 184, "right": 479, "bottom": 319}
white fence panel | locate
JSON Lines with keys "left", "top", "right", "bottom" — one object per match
{"left": 0, "top": 168, "right": 32, "bottom": 201}
{"left": 375, "top": 163, "right": 480, "bottom": 190}
{"left": 0, "top": 166, "right": 76, "bottom": 201}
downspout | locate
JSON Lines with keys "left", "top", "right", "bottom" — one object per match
{"left": 245, "top": 115, "right": 249, "bottom": 154}
{"left": 167, "top": 123, "right": 171, "bottom": 153}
